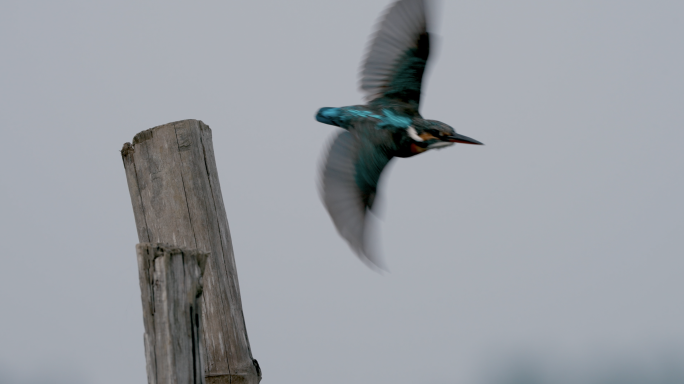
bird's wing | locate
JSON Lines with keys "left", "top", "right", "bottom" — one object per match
{"left": 360, "top": 0, "right": 430, "bottom": 109}
{"left": 319, "top": 129, "right": 394, "bottom": 271}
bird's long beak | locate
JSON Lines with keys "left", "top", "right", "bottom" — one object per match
{"left": 445, "top": 133, "right": 484, "bottom": 145}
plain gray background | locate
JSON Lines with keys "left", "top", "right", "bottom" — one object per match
{"left": 1, "top": 1, "right": 682, "bottom": 383}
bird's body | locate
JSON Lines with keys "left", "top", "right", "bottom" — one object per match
{"left": 316, "top": 0, "right": 483, "bottom": 270}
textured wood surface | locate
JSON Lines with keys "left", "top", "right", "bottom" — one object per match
{"left": 122, "top": 120, "right": 260, "bottom": 383}
{"left": 137, "top": 243, "right": 207, "bottom": 384}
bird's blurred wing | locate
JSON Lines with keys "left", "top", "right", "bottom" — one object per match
{"left": 320, "top": 130, "right": 393, "bottom": 271}
{"left": 360, "top": 0, "right": 430, "bottom": 108}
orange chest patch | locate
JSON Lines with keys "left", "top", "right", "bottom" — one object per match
{"left": 410, "top": 143, "right": 428, "bottom": 154}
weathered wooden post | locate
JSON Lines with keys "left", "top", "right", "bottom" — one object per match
{"left": 122, "top": 120, "right": 261, "bottom": 384}
{"left": 137, "top": 243, "right": 208, "bottom": 384}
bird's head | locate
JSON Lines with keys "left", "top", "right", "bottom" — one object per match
{"left": 406, "top": 120, "right": 483, "bottom": 153}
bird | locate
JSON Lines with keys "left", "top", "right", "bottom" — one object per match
{"left": 315, "top": 0, "right": 483, "bottom": 271}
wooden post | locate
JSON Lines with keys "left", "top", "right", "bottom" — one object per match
{"left": 122, "top": 120, "right": 261, "bottom": 384}
{"left": 137, "top": 243, "right": 208, "bottom": 384}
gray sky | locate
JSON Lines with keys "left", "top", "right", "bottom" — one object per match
{"left": 1, "top": 1, "right": 683, "bottom": 383}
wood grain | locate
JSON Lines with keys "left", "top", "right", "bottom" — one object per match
{"left": 123, "top": 120, "right": 260, "bottom": 383}
{"left": 137, "top": 243, "right": 208, "bottom": 384}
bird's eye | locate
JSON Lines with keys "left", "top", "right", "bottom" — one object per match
{"left": 427, "top": 129, "right": 445, "bottom": 138}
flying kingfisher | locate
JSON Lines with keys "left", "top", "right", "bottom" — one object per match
{"left": 316, "top": 0, "right": 483, "bottom": 271}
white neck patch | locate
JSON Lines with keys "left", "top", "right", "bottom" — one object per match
{"left": 407, "top": 126, "right": 424, "bottom": 142}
